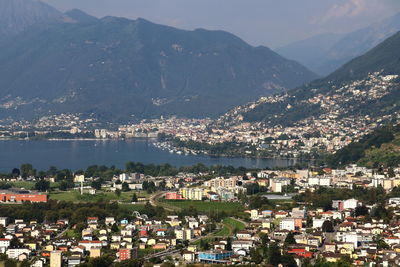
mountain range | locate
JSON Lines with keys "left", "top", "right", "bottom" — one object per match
{"left": 0, "top": 0, "right": 317, "bottom": 122}
{"left": 0, "top": 0, "right": 64, "bottom": 38}
{"left": 225, "top": 30, "right": 400, "bottom": 126}
{"left": 277, "top": 12, "right": 400, "bottom": 76}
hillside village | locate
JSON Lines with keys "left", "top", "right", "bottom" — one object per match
{"left": 1, "top": 0, "right": 400, "bottom": 267}
{"left": 1, "top": 164, "right": 400, "bottom": 266}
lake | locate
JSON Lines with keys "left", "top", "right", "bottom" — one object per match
{"left": 0, "top": 139, "right": 296, "bottom": 172}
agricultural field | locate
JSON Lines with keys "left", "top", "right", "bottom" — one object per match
{"left": 8, "top": 181, "right": 60, "bottom": 190}
{"left": 161, "top": 200, "right": 244, "bottom": 213}
{"left": 213, "top": 217, "right": 246, "bottom": 237}
{"left": 48, "top": 190, "right": 147, "bottom": 203}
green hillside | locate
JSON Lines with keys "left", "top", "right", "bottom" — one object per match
{"left": 326, "top": 125, "right": 400, "bottom": 168}
{"left": 241, "top": 31, "right": 400, "bottom": 126}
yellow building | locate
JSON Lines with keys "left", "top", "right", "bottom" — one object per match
{"left": 74, "top": 175, "right": 85, "bottom": 183}
{"left": 110, "top": 243, "right": 120, "bottom": 250}
{"left": 50, "top": 251, "right": 62, "bottom": 267}
{"left": 45, "top": 245, "right": 54, "bottom": 251}
{"left": 179, "top": 188, "right": 204, "bottom": 200}
{"left": 90, "top": 248, "right": 101, "bottom": 258}
{"left": 25, "top": 243, "right": 37, "bottom": 250}
{"left": 187, "top": 245, "right": 197, "bottom": 252}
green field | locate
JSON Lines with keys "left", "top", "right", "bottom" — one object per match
{"left": 224, "top": 217, "right": 246, "bottom": 230}
{"left": 8, "top": 181, "right": 60, "bottom": 190}
{"left": 162, "top": 200, "right": 244, "bottom": 213}
{"left": 119, "top": 203, "right": 146, "bottom": 212}
{"left": 214, "top": 217, "right": 246, "bottom": 237}
{"left": 49, "top": 191, "right": 147, "bottom": 203}
{"left": 192, "top": 236, "right": 216, "bottom": 245}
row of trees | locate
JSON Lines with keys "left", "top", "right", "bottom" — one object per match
{"left": 293, "top": 186, "right": 397, "bottom": 222}
{"left": 0, "top": 200, "right": 157, "bottom": 224}
{"left": 4, "top": 161, "right": 262, "bottom": 182}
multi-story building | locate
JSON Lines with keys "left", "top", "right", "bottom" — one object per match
{"left": 50, "top": 251, "right": 62, "bottom": 267}
{"left": 118, "top": 248, "right": 131, "bottom": 261}
{"left": 198, "top": 250, "right": 234, "bottom": 263}
{"left": 179, "top": 188, "right": 204, "bottom": 200}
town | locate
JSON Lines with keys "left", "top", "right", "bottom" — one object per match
{"left": 0, "top": 162, "right": 400, "bottom": 266}
{"left": 2, "top": 73, "right": 397, "bottom": 162}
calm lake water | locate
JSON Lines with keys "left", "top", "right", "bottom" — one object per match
{"left": 0, "top": 139, "right": 296, "bottom": 172}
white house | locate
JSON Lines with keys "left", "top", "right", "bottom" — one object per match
{"left": 280, "top": 218, "right": 295, "bottom": 231}
{"left": 0, "top": 217, "right": 8, "bottom": 227}
{"left": 232, "top": 240, "right": 254, "bottom": 253}
{"left": 0, "top": 238, "right": 10, "bottom": 253}
{"left": 312, "top": 218, "right": 326, "bottom": 229}
{"left": 6, "top": 248, "right": 30, "bottom": 259}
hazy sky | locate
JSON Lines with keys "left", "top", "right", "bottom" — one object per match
{"left": 42, "top": 0, "right": 400, "bottom": 48}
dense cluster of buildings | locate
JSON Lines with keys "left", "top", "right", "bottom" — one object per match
{"left": 0, "top": 213, "right": 214, "bottom": 266}
{"left": 166, "top": 176, "right": 247, "bottom": 202}
{"left": 109, "top": 73, "right": 400, "bottom": 159}
{"left": 1, "top": 163, "right": 400, "bottom": 265}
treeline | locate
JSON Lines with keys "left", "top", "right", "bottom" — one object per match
{"left": 1, "top": 162, "right": 259, "bottom": 180}
{"left": 0, "top": 200, "right": 156, "bottom": 224}
{"left": 0, "top": 162, "right": 263, "bottom": 193}
{"left": 326, "top": 124, "right": 400, "bottom": 168}
{"left": 294, "top": 186, "right": 385, "bottom": 208}
{"left": 0, "top": 199, "right": 239, "bottom": 227}
{"left": 293, "top": 186, "right": 400, "bottom": 221}
{"left": 13, "top": 131, "right": 95, "bottom": 140}
{"left": 172, "top": 138, "right": 247, "bottom": 156}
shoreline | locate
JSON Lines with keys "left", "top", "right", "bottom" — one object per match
{"left": 0, "top": 138, "right": 309, "bottom": 163}
{"left": 0, "top": 137, "right": 158, "bottom": 141}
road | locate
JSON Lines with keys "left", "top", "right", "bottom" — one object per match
{"left": 55, "top": 226, "right": 70, "bottom": 239}
{"left": 144, "top": 248, "right": 182, "bottom": 260}
{"left": 149, "top": 191, "right": 179, "bottom": 212}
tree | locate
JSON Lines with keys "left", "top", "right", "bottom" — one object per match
{"left": 115, "top": 259, "right": 144, "bottom": 267}
{"left": 284, "top": 231, "right": 296, "bottom": 245}
{"left": 321, "top": 220, "right": 334, "bottom": 232}
{"left": 371, "top": 203, "right": 390, "bottom": 221}
{"left": 91, "top": 180, "right": 102, "bottom": 190}
{"left": 77, "top": 255, "right": 114, "bottom": 267}
{"left": 122, "top": 182, "right": 130, "bottom": 192}
{"left": 355, "top": 206, "right": 369, "bottom": 217}
{"left": 226, "top": 237, "right": 232, "bottom": 251}
{"left": 59, "top": 180, "right": 74, "bottom": 191}
{"left": 158, "top": 180, "right": 167, "bottom": 190}
{"left": 281, "top": 253, "right": 297, "bottom": 267}
{"left": 115, "top": 189, "right": 121, "bottom": 198}
{"left": 248, "top": 195, "right": 270, "bottom": 209}
{"left": 373, "top": 235, "right": 390, "bottom": 250}
{"left": 266, "top": 243, "right": 282, "bottom": 266}
{"left": 249, "top": 248, "right": 263, "bottom": 264}
{"left": 388, "top": 167, "right": 395, "bottom": 178}
{"left": 11, "top": 168, "right": 20, "bottom": 177}
{"left": 34, "top": 179, "right": 50, "bottom": 192}
{"left": 160, "top": 262, "right": 175, "bottom": 267}
{"left": 111, "top": 223, "right": 119, "bottom": 232}
{"left": 131, "top": 193, "right": 138, "bottom": 203}
{"left": 21, "top": 163, "right": 35, "bottom": 178}
{"left": 199, "top": 238, "right": 210, "bottom": 250}
{"left": 47, "top": 166, "right": 58, "bottom": 176}
{"left": 260, "top": 233, "right": 269, "bottom": 248}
